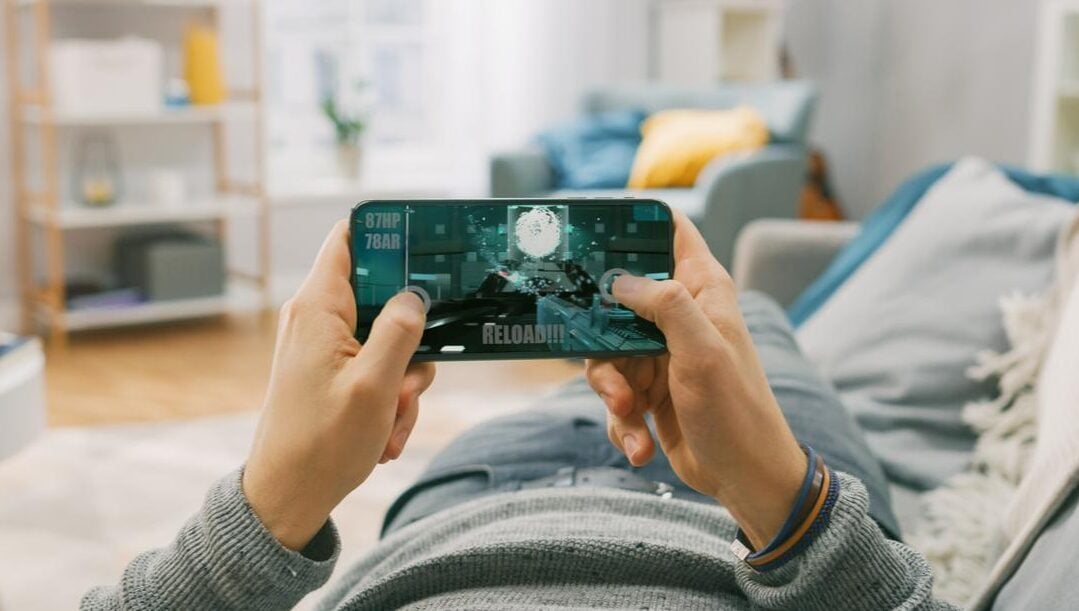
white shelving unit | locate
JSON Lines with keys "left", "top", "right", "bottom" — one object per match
{"left": 17, "top": 0, "right": 219, "bottom": 7}
{"left": 27, "top": 196, "right": 255, "bottom": 228}
{"left": 650, "top": 0, "right": 784, "bottom": 84}
{"left": 20, "top": 101, "right": 257, "bottom": 126}
{"left": 61, "top": 294, "right": 230, "bottom": 331}
{"left": 4, "top": 0, "right": 269, "bottom": 347}
{"left": 1030, "top": 0, "right": 1079, "bottom": 173}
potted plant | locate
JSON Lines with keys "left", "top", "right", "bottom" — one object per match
{"left": 322, "top": 95, "right": 366, "bottom": 181}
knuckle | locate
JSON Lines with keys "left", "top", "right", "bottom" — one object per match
{"left": 381, "top": 307, "right": 424, "bottom": 336}
{"left": 348, "top": 373, "right": 377, "bottom": 400}
{"left": 278, "top": 297, "right": 303, "bottom": 323}
{"left": 685, "top": 342, "right": 729, "bottom": 376}
{"left": 655, "top": 280, "right": 690, "bottom": 309}
{"left": 607, "top": 422, "right": 622, "bottom": 447}
{"left": 283, "top": 295, "right": 318, "bottom": 318}
{"left": 712, "top": 267, "right": 735, "bottom": 292}
{"left": 712, "top": 318, "right": 745, "bottom": 344}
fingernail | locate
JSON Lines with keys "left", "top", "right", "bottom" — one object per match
{"left": 613, "top": 274, "right": 646, "bottom": 296}
{"left": 393, "top": 430, "right": 409, "bottom": 452}
{"left": 622, "top": 434, "right": 638, "bottom": 460}
{"left": 395, "top": 291, "right": 426, "bottom": 314}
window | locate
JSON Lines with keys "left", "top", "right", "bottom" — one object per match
{"left": 264, "top": 0, "right": 437, "bottom": 186}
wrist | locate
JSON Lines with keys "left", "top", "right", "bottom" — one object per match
{"left": 712, "top": 433, "right": 807, "bottom": 549}
{"left": 242, "top": 464, "right": 333, "bottom": 552}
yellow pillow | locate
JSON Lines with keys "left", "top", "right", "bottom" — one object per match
{"left": 627, "top": 106, "right": 769, "bottom": 189}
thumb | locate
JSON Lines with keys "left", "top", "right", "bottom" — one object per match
{"left": 611, "top": 275, "right": 718, "bottom": 355}
{"left": 353, "top": 291, "right": 427, "bottom": 382}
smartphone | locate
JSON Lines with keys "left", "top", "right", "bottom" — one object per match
{"left": 350, "top": 198, "right": 673, "bottom": 361}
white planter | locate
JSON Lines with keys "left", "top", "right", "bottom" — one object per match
{"left": 336, "top": 144, "right": 363, "bottom": 181}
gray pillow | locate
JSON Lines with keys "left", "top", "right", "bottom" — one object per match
{"left": 796, "top": 157, "right": 1075, "bottom": 490}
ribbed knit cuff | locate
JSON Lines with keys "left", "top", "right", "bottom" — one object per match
{"left": 735, "top": 472, "right": 938, "bottom": 610}
{"left": 82, "top": 468, "right": 342, "bottom": 611}
{"left": 218, "top": 467, "right": 340, "bottom": 581}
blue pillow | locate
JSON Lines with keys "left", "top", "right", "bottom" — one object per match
{"left": 535, "top": 109, "right": 646, "bottom": 190}
{"left": 787, "top": 163, "right": 1079, "bottom": 327}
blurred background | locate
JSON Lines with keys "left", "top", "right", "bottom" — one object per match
{"left": 0, "top": 0, "right": 1067, "bottom": 608}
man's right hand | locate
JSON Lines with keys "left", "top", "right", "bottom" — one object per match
{"left": 585, "top": 212, "right": 806, "bottom": 549}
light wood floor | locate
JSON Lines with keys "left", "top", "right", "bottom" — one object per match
{"left": 45, "top": 313, "right": 583, "bottom": 427}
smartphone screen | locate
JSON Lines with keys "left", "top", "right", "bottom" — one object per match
{"left": 350, "top": 199, "right": 672, "bottom": 360}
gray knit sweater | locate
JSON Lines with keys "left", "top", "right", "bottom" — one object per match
{"left": 82, "top": 470, "right": 956, "bottom": 610}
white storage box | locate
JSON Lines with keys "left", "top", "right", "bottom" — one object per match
{"left": 0, "top": 336, "right": 45, "bottom": 462}
{"left": 50, "top": 37, "right": 163, "bottom": 116}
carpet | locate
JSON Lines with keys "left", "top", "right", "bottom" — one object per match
{"left": 0, "top": 373, "right": 578, "bottom": 610}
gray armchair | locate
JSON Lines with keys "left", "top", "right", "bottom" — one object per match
{"left": 489, "top": 81, "right": 818, "bottom": 266}
{"left": 732, "top": 218, "right": 859, "bottom": 308}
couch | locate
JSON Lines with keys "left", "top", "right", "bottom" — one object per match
{"left": 730, "top": 157, "right": 1079, "bottom": 608}
{"left": 489, "top": 80, "right": 817, "bottom": 266}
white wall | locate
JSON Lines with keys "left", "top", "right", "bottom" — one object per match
{"left": 787, "top": 0, "right": 1039, "bottom": 218}
{"left": 0, "top": 8, "right": 16, "bottom": 329}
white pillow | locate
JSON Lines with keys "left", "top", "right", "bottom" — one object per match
{"left": 797, "top": 157, "right": 1076, "bottom": 490}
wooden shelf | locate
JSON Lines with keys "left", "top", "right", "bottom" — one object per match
{"left": 27, "top": 197, "right": 255, "bottom": 229}
{"left": 61, "top": 294, "right": 229, "bottom": 331}
{"left": 21, "top": 103, "right": 255, "bottom": 127}
{"left": 6, "top": 0, "right": 268, "bottom": 345}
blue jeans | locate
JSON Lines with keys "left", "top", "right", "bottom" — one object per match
{"left": 382, "top": 292, "right": 900, "bottom": 539}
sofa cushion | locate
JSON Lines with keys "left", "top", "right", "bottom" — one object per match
{"left": 549, "top": 189, "right": 706, "bottom": 220}
{"left": 796, "top": 158, "right": 1076, "bottom": 491}
{"left": 788, "top": 163, "right": 1079, "bottom": 327}
{"left": 582, "top": 80, "right": 816, "bottom": 144}
{"left": 534, "top": 109, "right": 645, "bottom": 190}
{"left": 627, "top": 107, "right": 768, "bottom": 189}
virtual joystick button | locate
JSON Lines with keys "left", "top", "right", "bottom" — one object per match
{"left": 399, "top": 285, "right": 432, "bottom": 314}
{"left": 598, "top": 268, "right": 630, "bottom": 304}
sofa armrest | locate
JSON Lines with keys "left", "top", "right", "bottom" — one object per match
{"left": 693, "top": 144, "right": 808, "bottom": 266}
{"left": 490, "top": 149, "right": 555, "bottom": 197}
{"left": 732, "top": 218, "right": 859, "bottom": 308}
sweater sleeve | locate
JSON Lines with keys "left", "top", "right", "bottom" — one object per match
{"left": 735, "top": 472, "right": 958, "bottom": 611}
{"left": 81, "top": 468, "right": 340, "bottom": 611}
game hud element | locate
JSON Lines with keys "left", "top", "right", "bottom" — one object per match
{"left": 352, "top": 201, "right": 672, "bottom": 357}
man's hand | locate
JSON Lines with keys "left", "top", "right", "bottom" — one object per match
{"left": 586, "top": 212, "right": 805, "bottom": 549}
{"left": 243, "top": 220, "right": 435, "bottom": 551}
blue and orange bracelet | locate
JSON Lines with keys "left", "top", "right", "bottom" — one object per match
{"left": 729, "top": 444, "right": 839, "bottom": 572}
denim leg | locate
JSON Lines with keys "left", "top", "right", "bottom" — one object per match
{"left": 383, "top": 291, "right": 900, "bottom": 539}
{"left": 381, "top": 382, "right": 713, "bottom": 536}
{"left": 739, "top": 291, "right": 899, "bottom": 538}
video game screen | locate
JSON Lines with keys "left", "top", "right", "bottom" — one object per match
{"left": 350, "top": 200, "right": 672, "bottom": 359}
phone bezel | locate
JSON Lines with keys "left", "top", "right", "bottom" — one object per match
{"left": 349, "top": 197, "right": 675, "bottom": 362}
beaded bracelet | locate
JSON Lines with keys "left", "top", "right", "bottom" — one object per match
{"left": 729, "top": 444, "right": 838, "bottom": 572}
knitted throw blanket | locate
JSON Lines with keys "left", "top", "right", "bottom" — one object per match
{"left": 908, "top": 215, "right": 1079, "bottom": 606}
